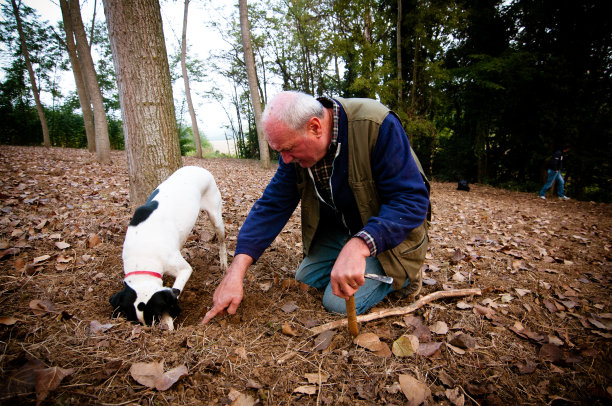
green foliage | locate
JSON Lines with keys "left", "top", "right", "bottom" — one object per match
{"left": 1, "top": 0, "right": 610, "bottom": 201}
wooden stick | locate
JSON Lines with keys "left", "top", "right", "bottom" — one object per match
{"left": 310, "top": 288, "right": 482, "bottom": 335}
{"left": 345, "top": 296, "right": 359, "bottom": 337}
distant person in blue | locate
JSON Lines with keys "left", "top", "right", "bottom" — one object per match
{"left": 538, "top": 146, "right": 570, "bottom": 200}
{"left": 202, "top": 91, "right": 430, "bottom": 324}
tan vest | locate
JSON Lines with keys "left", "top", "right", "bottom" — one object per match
{"left": 297, "top": 97, "right": 431, "bottom": 291}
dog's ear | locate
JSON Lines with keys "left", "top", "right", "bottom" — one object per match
{"left": 109, "top": 283, "right": 138, "bottom": 321}
{"left": 171, "top": 288, "right": 180, "bottom": 299}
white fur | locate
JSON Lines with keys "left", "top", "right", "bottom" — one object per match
{"left": 122, "top": 166, "right": 227, "bottom": 328}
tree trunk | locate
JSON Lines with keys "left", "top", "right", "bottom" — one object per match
{"left": 69, "top": 0, "right": 111, "bottom": 163}
{"left": 59, "top": 0, "right": 95, "bottom": 153}
{"left": 238, "top": 0, "right": 270, "bottom": 169}
{"left": 103, "top": 0, "right": 182, "bottom": 207}
{"left": 396, "top": 0, "right": 403, "bottom": 104}
{"left": 181, "top": 0, "right": 203, "bottom": 159}
{"left": 11, "top": 0, "right": 51, "bottom": 148}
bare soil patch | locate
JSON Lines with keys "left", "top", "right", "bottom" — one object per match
{"left": 0, "top": 145, "right": 610, "bottom": 405}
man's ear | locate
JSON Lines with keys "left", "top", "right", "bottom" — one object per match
{"left": 308, "top": 116, "right": 323, "bottom": 137}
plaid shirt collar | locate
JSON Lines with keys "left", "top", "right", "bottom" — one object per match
{"left": 317, "top": 96, "right": 339, "bottom": 147}
{"left": 309, "top": 97, "right": 340, "bottom": 206}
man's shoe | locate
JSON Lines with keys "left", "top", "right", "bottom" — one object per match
{"left": 538, "top": 196, "right": 546, "bottom": 200}
{"left": 560, "top": 196, "right": 570, "bottom": 200}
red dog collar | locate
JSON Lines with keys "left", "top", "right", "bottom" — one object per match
{"left": 124, "top": 271, "right": 162, "bottom": 279}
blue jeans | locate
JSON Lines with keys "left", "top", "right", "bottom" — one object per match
{"left": 539, "top": 169, "right": 565, "bottom": 197}
{"left": 295, "top": 221, "right": 406, "bottom": 315}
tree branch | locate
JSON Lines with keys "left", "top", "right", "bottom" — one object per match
{"left": 309, "top": 288, "right": 482, "bottom": 335}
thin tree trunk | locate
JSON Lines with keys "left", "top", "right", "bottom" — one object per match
{"left": 397, "top": 0, "right": 403, "bottom": 104}
{"left": 410, "top": 36, "right": 419, "bottom": 113}
{"left": 103, "top": 0, "right": 182, "bottom": 207}
{"left": 238, "top": 0, "right": 270, "bottom": 169}
{"left": 69, "top": 0, "right": 111, "bottom": 163}
{"left": 59, "top": 0, "right": 95, "bottom": 152}
{"left": 11, "top": 0, "right": 50, "bottom": 148}
{"left": 89, "top": 0, "right": 97, "bottom": 48}
{"left": 181, "top": 0, "right": 203, "bottom": 159}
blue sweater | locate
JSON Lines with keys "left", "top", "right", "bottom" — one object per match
{"left": 235, "top": 103, "right": 430, "bottom": 262}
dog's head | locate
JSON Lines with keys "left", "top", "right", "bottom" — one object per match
{"left": 110, "top": 282, "right": 181, "bottom": 326}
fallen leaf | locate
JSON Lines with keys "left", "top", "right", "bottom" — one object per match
{"left": 456, "top": 301, "right": 473, "bottom": 309}
{"left": 29, "top": 299, "right": 56, "bottom": 316}
{"left": 449, "top": 333, "right": 476, "bottom": 349}
{"left": 0, "top": 316, "right": 18, "bottom": 325}
{"left": 293, "top": 385, "right": 317, "bottom": 395}
{"left": 539, "top": 344, "right": 563, "bottom": 363}
{"left": 130, "top": 361, "right": 164, "bottom": 388}
{"left": 452, "top": 272, "right": 466, "bottom": 282}
{"left": 473, "top": 304, "right": 496, "bottom": 319}
{"left": 1, "top": 247, "right": 20, "bottom": 260}
{"left": 353, "top": 333, "right": 392, "bottom": 357}
{"left": 56, "top": 255, "right": 73, "bottom": 263}
{"left": 312, "top": 330, "right": 335, "bottom": 351}
{"left": 281, "top": 322, "right": 298, "bottom": 337}
{"left": 89, "top": 320, "right": 116, "bottom": 334}
{"left": 54, "top": 241, "right": 70, "bottom": 250}
{"left": 305, "top": 372, "right": 330, "bottom": 384}
{"left": 430, "top": 321, "right": 449, "bottom": 335}
{"left": 354, "top": 332, "right": 385, "bottom": 352}
{"left": 87, "top": 234, "right": 101, "bottom": 248}
{"left": 446, "top": 343, "right": 466, "bottom": 355}
{"left": 14, "top": 257, "right": 25, "bottom": 270}
{"left": 155, "top": 365, "right": 188, "bottom": 391}
{"left": 445, "top": 387, "right": 465, "bottom": 406}
{"left": 437, "top": 369, "right": 455, "bottom": 387}
{"left": 418, "top": 342, "right": 443, "bottom": 358}
{"left": 398, "top": 374, "right": 431, "bottom": 405}
{"left": 35, "top": 366, "right": 74, "bottom": 403}
{"left": 129, "top": 361, "right": 187, "bottom": 391}
{"left": 281, "top": 302, "right": 299, "bottom": 313}
{"left": 392, "top": 335, "right": 419, "bottom": 357}
{"left": 33, "top": 255, "right": 51, "bottom": 264}
{"left": 509, "top": 322, "right": 547, "bottom": 343}
{"left": 2, "top": 358, "right": 46, "bottom": 398}
{"left": 516, "top": 360, "right": 537, "bottom": 374}
{"left": 515, "top": 288, "right": 531, "bottom": 297}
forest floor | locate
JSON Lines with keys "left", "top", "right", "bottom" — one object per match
{"left": 0, "top": 145, "right": 610, "bottom": 406}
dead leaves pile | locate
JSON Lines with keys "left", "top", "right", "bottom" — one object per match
{"left": 1, "top": 147, "right": 611, "bottom": 404}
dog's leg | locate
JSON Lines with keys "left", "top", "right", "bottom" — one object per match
{"left": 202, "top": 187, "right": 228, "bottom": 270}
{"left": 169, "top": 253, "right": 193, "bottom": 293}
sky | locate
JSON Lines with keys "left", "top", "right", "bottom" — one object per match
{"left": 20, "top": 0, "right": 234, "bottom": 141}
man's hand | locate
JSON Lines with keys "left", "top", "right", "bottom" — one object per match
{"left": 201, "top": 254, "right": 252, "bottom": 324}
{"left": 330, "top": 237, "right": 370, "bottom": 299}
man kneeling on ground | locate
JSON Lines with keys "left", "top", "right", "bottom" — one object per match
{"left": 202, "top": 91, "right": 431, "bottom": 324}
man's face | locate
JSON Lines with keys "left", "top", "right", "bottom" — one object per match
{"left": 266, "top": 119, "right": 327, "bottom": 168}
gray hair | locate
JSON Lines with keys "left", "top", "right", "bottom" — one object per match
{"left": 262, "top": 91, "right": 325, "bottom": 131}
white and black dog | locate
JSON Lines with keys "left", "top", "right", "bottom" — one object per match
{"left": 110, "top": 166, "right": 227, "bottom": 330}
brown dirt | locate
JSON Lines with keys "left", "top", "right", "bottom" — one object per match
{"left": 0, "top": 145, "right": 610, "bottom": 405}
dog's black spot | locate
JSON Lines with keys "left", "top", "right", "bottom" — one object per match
{"left": 457, "top": 180, "right": 470, "bottom": 192}
{"left": 142, "top": 290, "right": 181, "bottom": 326}
{"left": 109, "top": 282, "right": 138, "bottom": 322}
{"left": 129, "top": 189, "right": 160, "bottom": 226}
